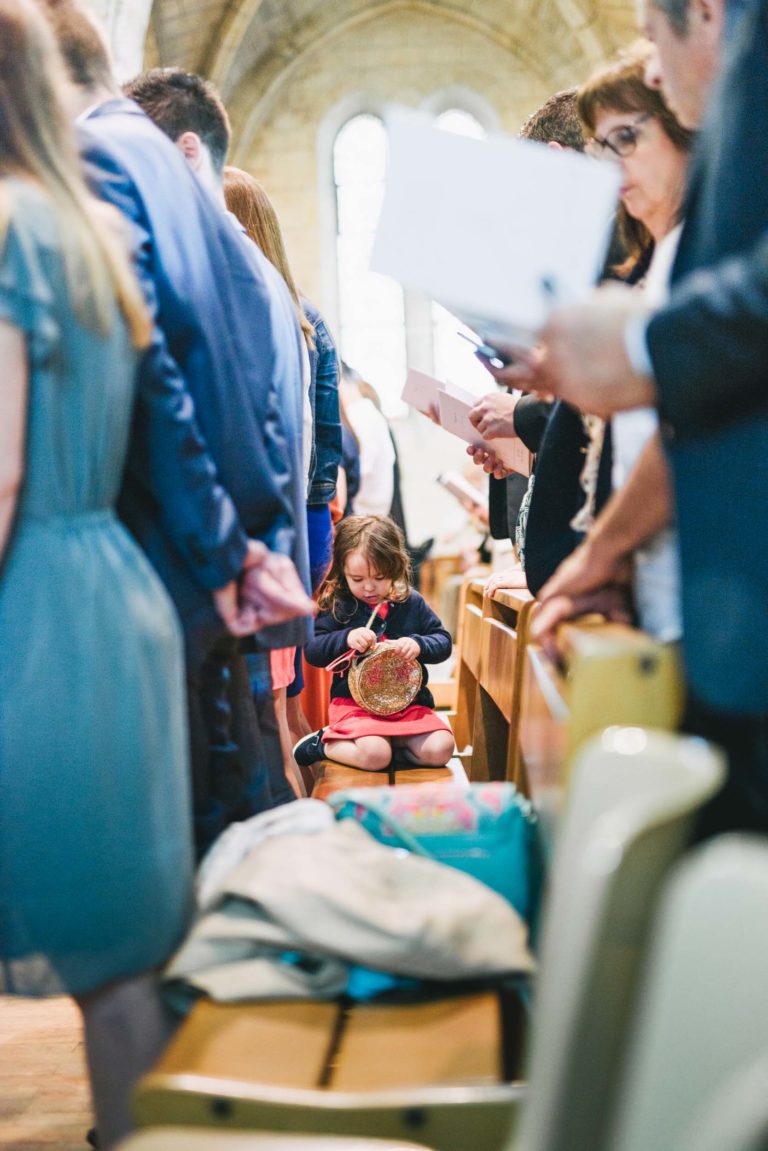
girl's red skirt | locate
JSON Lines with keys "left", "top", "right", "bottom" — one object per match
{"left": 323, "top": 697, "right": 451, "bottom": 741}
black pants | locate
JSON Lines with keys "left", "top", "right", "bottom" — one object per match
{"left": 684, "top": 695, "right": 768, "bottom": 839}
{"left": 187, "top": 635, "right": 275, "bottom": 858}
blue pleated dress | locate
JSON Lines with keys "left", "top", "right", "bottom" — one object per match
{"left": 0, "top": 177, "right": 194, "bottom": 996}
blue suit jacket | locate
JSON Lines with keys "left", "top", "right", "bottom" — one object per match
{"left": 78, "top": 100, "right": 310, "bottom": 655}
{"left": 646, "top": 0, "right": 768, "bottom": 714}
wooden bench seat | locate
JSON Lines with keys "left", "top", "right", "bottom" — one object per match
{"left": 135, "top": 993, "right": 525, "bottom": 1151}
{"left": 311, "top": 758, "right": 465, "bottom": 801}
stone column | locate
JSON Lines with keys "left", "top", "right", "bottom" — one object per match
{"left": 80, "top": 0, "right": 154, "bottom": 83}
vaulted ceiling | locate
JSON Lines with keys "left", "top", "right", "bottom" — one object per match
{"left": 147, "top": 0, "right": 638, "bottom": 142}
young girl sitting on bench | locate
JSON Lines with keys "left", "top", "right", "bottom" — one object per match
{"left": 295, "top": 515, "right": 455, "bottom": 771}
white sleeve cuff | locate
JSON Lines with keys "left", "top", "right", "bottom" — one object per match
{"left": 624, "top": 311, "right": 654, "bottom": 378}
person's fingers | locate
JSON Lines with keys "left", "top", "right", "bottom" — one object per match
{"left": 531, "top": 594, "right": 575, "bottom": 645}
{"left": 241, "top": 562, "right": 316, "bottom": 617}
{"left": 243, "top": 539, "right": 268, "bottom": 569}
{"left": 537, "top": 560, "right": 584, "bottom": 604}
{"left": 229, "top": 604, "right": 260, "bottom": 636}
{"left": 467, "top": 444, "right": 489, "bottom": 467}
{"left": 486, "top": 361, "right": 536, "bottom": 387}
{"left": 212, "top": 581, "right": 248, "bottom": 635}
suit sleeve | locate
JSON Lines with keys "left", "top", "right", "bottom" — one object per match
{"left": 411, "top": 594, "right": 453, "bottom": 664}
{"left": 647, "top": 230, "right": 768, "bottom": 435}
{"left": 81, "top": 138, "right": 248, "bottom": 589}
{"left": 513, "top": 394, "right": 553, "bottom": 454}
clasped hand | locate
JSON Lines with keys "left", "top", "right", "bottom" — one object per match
{"left": 213, "top": 540, "right": 317, "bottom": 637}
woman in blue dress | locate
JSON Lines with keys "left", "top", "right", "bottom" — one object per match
{"left": 0, "top": 3, "right": 194, "bottom": 1145}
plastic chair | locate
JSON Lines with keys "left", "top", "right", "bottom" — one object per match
{"left": 135, "top": 729, "right": 723, "bottom": 1151}
{"left": 607, "top": 835, "right": 768, "bottom": 1151}
{"left": 516, "top": 726, "right": 725, "bottom": 1151}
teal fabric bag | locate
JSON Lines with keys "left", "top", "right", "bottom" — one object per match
{"left": 329, "top": 782, "right": 544, "bottom": 942}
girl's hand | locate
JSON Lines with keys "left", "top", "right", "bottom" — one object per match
{"left": 389, "top": 637, "right": 420, "bottom": 661}
{"left": 348, "top": 627, "right": 377, "bottom": 653}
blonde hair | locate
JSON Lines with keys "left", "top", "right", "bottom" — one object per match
{"left": 317, "top": 515, "right": 412, "bottom": 619}
{"left": 0, "top": 0, "right": 149, "bottom": 348}
{"left": 223, "top": 166, "right": 314, "bottom": 348}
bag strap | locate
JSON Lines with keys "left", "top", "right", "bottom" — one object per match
{"left": 327, "top": 791, "right": 435, "bottom": 860}
{"left": 324, "top": 601, "right": 385, "bottom": 673}
{"left": 325, "top": 649, "right": 357, "bottom": 674}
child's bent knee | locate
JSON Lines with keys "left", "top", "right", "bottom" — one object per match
{"left": 423, "top": 731, "right": 455, "bottom": 764}
{"left": 357, "top": 737, "right": 392, "bottom": 770}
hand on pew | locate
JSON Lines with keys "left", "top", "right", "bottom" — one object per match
{"left": 537, "top": 531, "right": 633, "bottom": 606}
{"left": 531, "top": 532, "right": 634, "bottom": 658}
{"left": 484, "top": 565, "right": 529, "bottom": 596}
{"left": 531, "top": 585, "right": 634, "bottom": 661}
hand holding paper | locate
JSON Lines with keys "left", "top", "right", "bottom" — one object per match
{"left": 399, "top": 368, "right": 531, "bottom": 476}
{"left": 438, "top": 387, "right": 531, "bottom": 476}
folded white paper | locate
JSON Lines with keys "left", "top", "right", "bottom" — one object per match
{"left": 372, "top": 106, "right": 621, "bottom": 347}
{"left": 438, "top": 470, "right": 490, "bottom": 510}
{"left": 437, "top": 390, "right": 531, "bottom": 476}
{"left": 400, "top": 369, "right": 530, "bottom": 475}
{"left": 401, "top": 368, "right": 443, "bottom": 414}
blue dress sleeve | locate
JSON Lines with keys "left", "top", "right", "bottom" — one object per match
{"left": 0, "top": 185, "right": 60, "bottom": 365}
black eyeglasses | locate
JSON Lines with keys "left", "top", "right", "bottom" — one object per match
{"left": 587, "top": 114, "right": 651, "bottom": 159}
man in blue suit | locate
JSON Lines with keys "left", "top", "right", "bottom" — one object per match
{"left": 43, "top": 1, "right": 314, "bottom": 852}
{"left": 123, "top": 65, "right": 317, "bottom": 809}
{"left": 501, "top": 0, "right": 768, "bottom": 832}
{"left": 122, "top": 67, "right": 313, "bottom": 647}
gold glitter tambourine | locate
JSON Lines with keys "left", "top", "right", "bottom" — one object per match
{"left": 347, "top": 642, "right": 423, "bottom": 716}
{"left": 324, "top": 602, "right": 423, "bottom": 717}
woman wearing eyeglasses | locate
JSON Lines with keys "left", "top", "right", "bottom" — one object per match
{"left": 570, "top": 42, "right": 694, "bottom": 642}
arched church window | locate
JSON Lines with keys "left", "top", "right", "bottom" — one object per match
{"left": 331, "top": 101, "right": 499, "bottom": 412}
{"left": 333, "top": 113, "right": 407, "bottom": 416}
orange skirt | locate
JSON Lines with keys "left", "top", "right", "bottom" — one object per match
{"left": 323, "top": 697, "right": 450, "bottom": 742}
{"left": 269, "top": 647, "right": 296, "bottom": 691}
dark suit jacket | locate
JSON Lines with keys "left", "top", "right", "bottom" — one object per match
{"left": 646, "top": 0, "right": 768, "bottom": 714}
{"left": 78, "top": 99, "right": 310, "bottom": 656}
{"left": 524, "top": 402, "right": 613, "bottom": 596}
{"left": 488, "top": 395, "right": 553, "bottom": 540}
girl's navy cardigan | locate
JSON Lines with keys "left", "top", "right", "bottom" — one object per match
{"left": 304, "top": 590, "right": 452, "bottom": 707}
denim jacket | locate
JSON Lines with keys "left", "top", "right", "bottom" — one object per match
{"left": 303, "top": 299, "right": 342, "bottom": 506}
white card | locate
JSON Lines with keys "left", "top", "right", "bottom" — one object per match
{"left": 400, "top": 368, "right": 443, "bottom": 414}
{"left": 371, "top": 106, "right": 620, "bottom": 347}
{"left": 437, "top": 390, "right": 531, "bottom": 476}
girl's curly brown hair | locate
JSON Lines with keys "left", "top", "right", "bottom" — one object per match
{"left": 318, "top": 515, "right": 412, "bottom": 620}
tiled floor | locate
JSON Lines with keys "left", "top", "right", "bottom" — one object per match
{"left": 0, "top": 996, "right": 91, "bottom": 1150}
